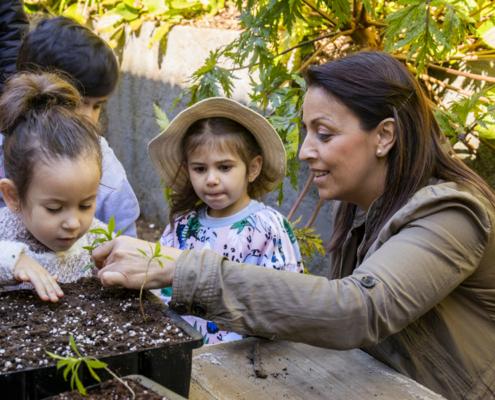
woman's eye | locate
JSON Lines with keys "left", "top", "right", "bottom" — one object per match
{"left": 317, "top": 133, "right": 333, "bottom": 140}
{"left": 46, "top": 207, "right": 61, "bottom": 213}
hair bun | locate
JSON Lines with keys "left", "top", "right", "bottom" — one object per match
{"left": 0, "top": 72, "right": 82, "bottom": 136}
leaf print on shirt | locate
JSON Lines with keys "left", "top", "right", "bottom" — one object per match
{"left": 181, "top": 216, "right": 202, "bottom": 246}
{"left": 282, "top": 216, "right": 297, "bottom": 244}
{"left": 231, "top": 216, "right": 258, "bottom": 234}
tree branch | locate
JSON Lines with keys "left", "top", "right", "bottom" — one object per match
{"left": 304, "top": 198, "right": 324, "bottom": 229}
{"left": 287, "top": 173, "right": 314, "bottom": 222}
{"left": 469, "top": 0, "right": 495, "bottom": 17}
{"left": 301, "top": 0, "right": 337, "bottom": 27}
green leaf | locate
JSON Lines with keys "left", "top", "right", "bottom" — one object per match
{"left": 144, "top": 0, "right": 169, "bottom": 15}
{"left": 74, "top": 372, "right": 87, "bottom": 396}
{"left": 149, "top": 23, "right": 172, "bottom": 49}
{"left": 154, "top": 241, "right": 162, "bottom": 257}
{"left": 157, "top": 260, "right": 164, "bottom": 268}
{"left": 69, "top": 335, "right": 83, "bottom": 358}
{"left": 114, "top": 2, "right": 139, "bottom": 21}
{"left": 137, "top": 249, "right": 148, "bottom": 257}
{"left": 108, "top": 217, "right": 116, "bottom": 235}
{"left": 153, "top": 103, "right": 170, "bottom": 130}
{"left": 80, "top": 262, "right": 95, "bottom": 273}
{"left": 86, "top": 364, "right": 102, "bottom": 382}
{"left": 89, "top": 228, "right": 110, "bottom": 235}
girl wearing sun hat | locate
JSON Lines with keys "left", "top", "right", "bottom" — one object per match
{"left": 148, "top": 97, "right": 303, "bottom": 344}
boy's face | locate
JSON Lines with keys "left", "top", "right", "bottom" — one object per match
{"left": 80, "top": 96, "right": 108, "bottom": 124}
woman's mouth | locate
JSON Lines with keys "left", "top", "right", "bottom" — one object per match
{"left": 313, "top": 171, "right": 329, "bottom": 183}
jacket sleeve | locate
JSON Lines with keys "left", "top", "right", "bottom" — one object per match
{"left": 171, "top": 192, "right": 491, "bottom": 350}
{"left": 0, "top": 0, "right": 29, "bottom": 93}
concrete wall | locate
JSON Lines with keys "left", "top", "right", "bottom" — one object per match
{"left": 102, "top": 23, "right": 332, "bottom": 276}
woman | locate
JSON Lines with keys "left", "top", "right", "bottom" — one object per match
{"left": 94, "top": 51, "right": 495, "bottom": 400}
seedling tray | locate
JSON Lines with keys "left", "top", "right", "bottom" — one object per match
{"left": 0, "top": 285, "right": 202, "bottom": 400}
{"left": 43, "top": 374, "right": 187, "bottom": 400}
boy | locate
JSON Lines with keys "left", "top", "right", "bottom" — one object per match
{"left": 0, "top": 14, "right": 140, "bottom": 237}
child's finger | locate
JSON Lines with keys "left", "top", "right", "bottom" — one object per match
{"left": 28, "top": 272, "right": 60, "bottom": 303}
{"left": 27, "top": 273, "right": 50, "bottom": 302}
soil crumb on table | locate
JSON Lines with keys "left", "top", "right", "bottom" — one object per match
{"left": 53, "top": 377, "right": 168, "bottom": 400}
{"left": 0, "top": 277, "right": 192, "bottom": 374}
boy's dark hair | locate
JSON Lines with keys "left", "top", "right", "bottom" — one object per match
{"left": 169, "top": 117, "right": 274, "bottom": 224}
{"left": 16, "top": 16, "right": 118, "bottom": 98}
{"left": 0, "top": 72, "right": 102, "bottom": 207}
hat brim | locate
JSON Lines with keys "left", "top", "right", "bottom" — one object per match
{"left": 148, "top": 97, "right": 287, "bottom": 196}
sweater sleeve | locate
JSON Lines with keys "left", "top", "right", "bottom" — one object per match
{"left": 0, "top": 241, "right": 27, "bottom": 286}
{"left": 159, "top": 223, "right": 176, "bottom": 248}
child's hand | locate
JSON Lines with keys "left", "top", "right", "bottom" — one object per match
{"left": 13, "top": 253, "right": 64, "bottom": 302}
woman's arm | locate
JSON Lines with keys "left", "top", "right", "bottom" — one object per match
{"left": 94, "top": 192, "right": 491, "bottom": 350}
{"left": 169, "top": 200, "right": 491, "bottom": 350}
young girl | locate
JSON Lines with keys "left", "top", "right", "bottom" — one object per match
{"left": 148, "top": 97, "right": 303, "bottom": 344}
{"left": 0, "top": 72, "right": 108, "bottom": 301}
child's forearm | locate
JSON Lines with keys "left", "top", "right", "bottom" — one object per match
{"left": 0, "top": 241, "right": 28, "bottom": 286}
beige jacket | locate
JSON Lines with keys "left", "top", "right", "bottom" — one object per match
{"left": 171, "top": 180, "right": 495, "bottom": 400}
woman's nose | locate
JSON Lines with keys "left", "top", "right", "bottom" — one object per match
{"left": 299, "top": 134, "right": 317, "bottom": 162}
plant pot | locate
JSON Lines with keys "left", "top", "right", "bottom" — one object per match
{"left": 0, "top": 280, "right": 203, "bottom": 400}
{"left": 42, "top": 374, "right": 187, "bottom": 400}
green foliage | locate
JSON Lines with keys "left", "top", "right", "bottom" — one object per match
{"left": 291, "top": 216, "right": 325, "bottom": 268}
{"left": 24, "top": 0, "right": 222, "bottom": 48}
{"left": 81, "top": 216, "right": 122, "bottom": 272}
{"left": 46, "top": 335, "right": 107, "bottom": 396}
{"left": 137, "top": 241, "right": 173, "bottom": 323}
{"left": 173, "top": 0, "right": 495, "bottom": 199}
{"left": 435, "top": 87, "right": 495, "bottom": 144}
{"left": 46, "top": 335, "right": 135, "bottom": 398}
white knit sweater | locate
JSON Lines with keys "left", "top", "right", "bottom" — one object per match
{"left": 0, "top": 207, "right": 108, "bottom": 290}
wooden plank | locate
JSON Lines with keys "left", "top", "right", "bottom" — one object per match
{"left": 190, "top": 338, "right": 444, "bottom": 400}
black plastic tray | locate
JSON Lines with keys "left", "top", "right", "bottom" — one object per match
{"left": 0, "top": 291, "right": 203, "bottom": 400}
{"left": 42, "top": 374, "right": 188, "bottom": 400}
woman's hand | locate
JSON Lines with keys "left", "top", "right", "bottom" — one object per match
{"left": 13, "top": 253, "right": 64, "bottom": 302}
{"left": 93, "top": 236, "right": 182, "bottom": 290}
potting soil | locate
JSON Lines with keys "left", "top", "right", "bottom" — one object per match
{"left": 0, "top": 277, "right": 192, "bottom": 374}
{"left": 52, "top": 377, "right": 169, "bottom": 400}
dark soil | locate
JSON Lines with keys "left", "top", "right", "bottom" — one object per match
{"left": 0, "top": 278, "right": 192, "bottom": 374}
{"left": 53, "top": 377, "right": 167, "bottom": 400}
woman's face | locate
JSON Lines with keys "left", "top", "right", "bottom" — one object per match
{"left": 299, "top": 87, "right": 387, "bottom": 211}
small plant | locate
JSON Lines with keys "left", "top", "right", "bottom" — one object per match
{"left": 46, "top": 334, "right": 135, "bottom": 399}
{"left": 81, "top": 216, "right": 122, "bottom": 272}
{"left": 137, "top": 241, "right": 173, "bottom": 323}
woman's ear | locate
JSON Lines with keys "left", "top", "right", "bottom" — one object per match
{"left": 248, "top": 155, "right": 263, "bottom": 182}
{"left": 0, "top": 179, "right": 21, "bottom": 212}
{"left": 376, "top": 118, "right": 396, "bottom": 157}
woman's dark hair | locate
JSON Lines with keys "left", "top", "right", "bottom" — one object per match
{"left": 169, "top": 117, "right": 273, "bottom": 224}
{"left": 17, "top": 16, "right": 119, "bottom": 98}
{"left": 0, "top": 72, "right": 102, "bottom": 207}
{"left": 305, "top": 51, "right": 495, "bottom": 254}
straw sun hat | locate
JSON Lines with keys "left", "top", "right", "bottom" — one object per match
{"left": 148, "top": 97, "right": 287, "bottom": 195}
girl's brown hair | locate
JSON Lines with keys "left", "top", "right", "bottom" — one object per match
{"left": 169, "top": 117, "right": 274, "bottom": 224}
{"left": 305, "top": 51, "right": 495, "bottom": 254}
{"left": 0, "top": 72, "right": 102, "bottom": 207}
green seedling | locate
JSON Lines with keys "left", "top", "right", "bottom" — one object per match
{"left": 46, "top": 334, "right": 135, "bottom": 399}
{"left": 137, "top": 241, "right": 173, "bottom": 323}
{"left": 81, "top": 216, "right": 122, "bottom": 273}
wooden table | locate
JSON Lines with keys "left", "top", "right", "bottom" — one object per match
{"left": 189, "top": 338, "right": 444, "bottom": 400}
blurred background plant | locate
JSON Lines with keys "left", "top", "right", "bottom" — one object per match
{"left": 24, "top": 0, "right": 224, "bottom": 49}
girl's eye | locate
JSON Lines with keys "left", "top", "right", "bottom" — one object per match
{"left": 79, "top": 205, "right": 92, "bottom": 210}
{"left": 46, "top": 207, "right": 61, "bottom": 213}
{"left": 93, "top": 104, "right": 101, "bottom": 110}
{"left": 219, "top": 165, "right": 232, "bottom": 171}
{"left": 195, "top": 167, "right": 206, "bottom": 173}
